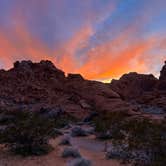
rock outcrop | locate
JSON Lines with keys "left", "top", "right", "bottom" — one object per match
{"left": 158, "top": 61, "right": 166, "bottom": 90}
{"left": 110, "top": 61, "right": 166, "bottom": 112}
{"left": 111, "top": 72, "right": 157, "bottom": 100}
{"left": 0, "top": 60, "right": 136, "bottom": 120}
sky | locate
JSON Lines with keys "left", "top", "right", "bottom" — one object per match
{"left": 0, "top": 0, "right": 166, "bottom": 82}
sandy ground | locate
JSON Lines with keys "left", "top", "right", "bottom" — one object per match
{"left": 0, "top": 125, "right": 129, "bottom": 166}
{"left": 0, "top": 138, "right": 126, "bottom": 166}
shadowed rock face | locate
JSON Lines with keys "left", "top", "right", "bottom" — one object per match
{"left": 0, "top": 60, "right": 136, "bottom": 120}
{"left": 110, "top": 61, "right": 166, "bottom": 111}
{"left": 159, "top": 61, "right": 166, "bottom": 81}
{"left": 110, "top": 72, "right": 158, "bottom": 99}
{"left": 158, "top": 61, "right": 166, "bottom": 90}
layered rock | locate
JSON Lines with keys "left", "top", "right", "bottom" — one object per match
{"left": 0, "top": 60, "right": 136, "bottom": 120}
{"left": 110, "top": 72, "right": 157, "bottom": 99}
{"left": 110, "top": 61, "right": 166, "bottom": 112}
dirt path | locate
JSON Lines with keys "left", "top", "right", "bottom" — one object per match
{"left": 71, "top": 136, "right": 122, "bottom": 166}
{"left": 0, "top": 124, "right": 128, "bottom": 166}
{"left": 0, "top": 138, "right": 123, "bottom": 166}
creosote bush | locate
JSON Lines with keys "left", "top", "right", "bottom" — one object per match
{"left": 124, "top": 118, "right": 166, "bottom": 166}
{"left": 0, "top": 110, "right": 56, "bottom": 156}
{"left": 94, "top": 111, "right": 128, "bottom": 140}
{"left": 93, "top": 111, "right": 166, "bottom": 166}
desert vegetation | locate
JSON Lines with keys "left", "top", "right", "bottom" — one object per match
{"left": 0, "top": 109, "right": 70, "bottom": 156}
{"left": 93, "top": 112, "right": 166, "bottom": 166}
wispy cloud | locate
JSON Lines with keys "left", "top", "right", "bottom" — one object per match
{"left": 0, "top": 0, "right": 165, "bottom": 81}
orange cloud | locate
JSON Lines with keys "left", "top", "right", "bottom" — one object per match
{"left": 0, "top": 25, "right": 56, "bottom": 69}
{"left": 55, "top": 25, "right": 93, "bottom": 72}
{"left": 76, "top": 33, "right": 166, "bottom": 80}
{"left": 0, "top": 10, "right": 165, "bottom": 82}
{"left": 0, "top": 24, "right": 165, "bottom": 82}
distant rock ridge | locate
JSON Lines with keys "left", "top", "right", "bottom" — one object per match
{"left": 110, "top": 72, "right": 158, "bottom": 99}
{"left": 110, "top": 61, "right": 166, "bottom": 111}
{"left": 0, "top": 60, "right": 165, "bottom": 119}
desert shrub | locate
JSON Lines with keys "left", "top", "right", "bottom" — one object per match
{"left": 108, "top": 117, "right": 165, "bottom": 165}
{"left": 0, "top": 110, "right": 56, "bottom": 156}
{"left": 54, "top": 114, "right": 77, "bottom": 129}
{"left": 123, "top": 118, "right": 166, "bottom": 166}
{"left": 93, "top": 111, "right": 166, "bottom": 165}
{"left": 93, "top": 111, "right": 128, "bottom": 140}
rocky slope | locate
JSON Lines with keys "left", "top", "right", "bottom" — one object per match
{"left": 0, "top": 60, "right": 136, "bottom": 120}
{"left": 110, "top": 61, "right": 166, "bottom": 112}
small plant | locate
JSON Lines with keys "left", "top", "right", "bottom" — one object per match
{"left": 0, "top": 110, "right": 56, "bottom": 156}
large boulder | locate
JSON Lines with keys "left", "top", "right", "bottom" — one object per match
{"left": 110, "top": 72, "right": 157, "bottom": 100}
{"left": 67, "top": 74, "right": 84, "bottom": 81}
{"left": 71, "top": 126, "right": 88, "bottom": 137}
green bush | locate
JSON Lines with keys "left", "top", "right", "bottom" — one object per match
{"left": 0, "top": 110, "right": 56, "bottom": 156}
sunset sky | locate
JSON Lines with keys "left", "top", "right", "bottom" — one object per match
{"left": 0, "top": 0, "right": 166, "bottom": 82}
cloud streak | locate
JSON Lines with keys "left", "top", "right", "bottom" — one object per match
{"left": 0, "top": 0, "right": 166, "bottom": 81}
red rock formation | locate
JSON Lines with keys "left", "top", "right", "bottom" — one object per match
{"left": 0, "top": 60, "right": 136, "bottom": 120}
{"left": 110, "top": 72, "right": 157, "bottom": 99}
{"left": 158, "top": 61, "right": 166, "bottom": 90}
{"left": 110, "top": 61, "right": 166, "bottom": 112}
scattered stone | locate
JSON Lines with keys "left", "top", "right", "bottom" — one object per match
{"left": 63, "top": 124, "right": 73, "bottom": 130}
{"left": 53, "top": 128, "right": 63, "bottom": 136}
{"left": 96, "top": 131, "right": 112, "bottom": 140}
{"left": 59, "top": 136, "right": 71, "bottom": 145}
{"left": 141, "top": 105, "right": 165, "bottom": 115}
{"left": 106, "top": 145, "right": 129, "bottom": 160}
{"left": 62, "top": 147, "right": 81, "bottom": 158}
{"left": 79, "top": 100, "right": 91, "bottom": 109}
{"left": 84, "top": 127, "right": 95, "bottom": 135}
{"left": 67, "top": 157, "right": 91, "bottom": 166}
{"left": 71, "top": 126, "right": 88, "bottom": 137}
{"left": 131, "top": 150, "right": 151, "bottom": 166}
{"left": 0, "top": 125, "right": 8, "bottom": 133}
{"left": 76, "top": 122, "right": 85, "bottom": 126}
{"left": 83, "top": 112, "right": 98, "bottom": 122}
{"left": 39, "top": 107, "right": 64, "bottom": 119}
